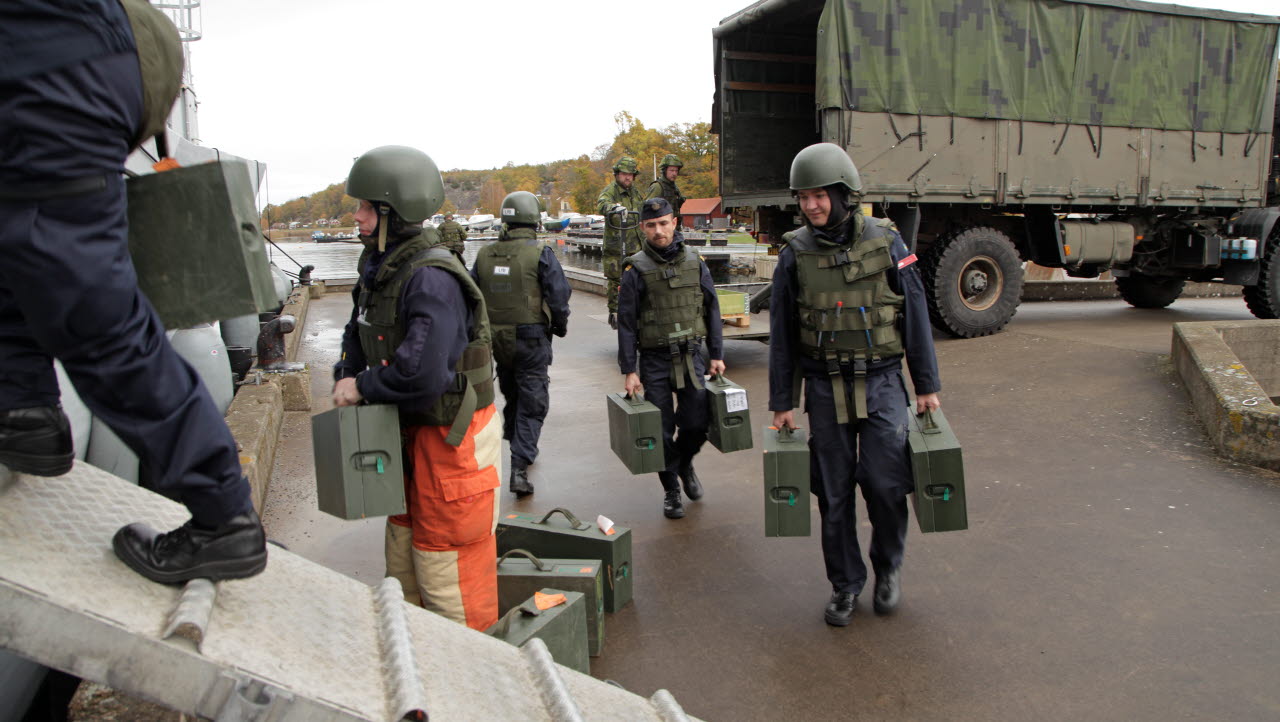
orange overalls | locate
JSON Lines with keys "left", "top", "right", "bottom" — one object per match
{"left": 385, "top": 403, "right": 501, "bottom": 631}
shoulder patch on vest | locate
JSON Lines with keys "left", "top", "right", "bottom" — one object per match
{"left": 897, "top": 253, "right": 917, "bottom": 270}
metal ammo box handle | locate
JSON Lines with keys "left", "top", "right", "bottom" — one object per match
{"left": 920, "top": 409, "right": 942, "bottom": 435}
{"left": 623, "top": 391, "right": 647, "bottom": 406}
{"left": 496, "top": 548, "right": 550, "bottom": 571}
{"left": 350, "top": 451, "right": 388, "bottom": 474}
{"left": 773, "top": 423, "right": 801, "bottom": 443}
{"left": 536, "top": 507, "right": 592, "bottom": 531}
{"left": 710, "top": 373, "right": 729, "bottom": 387}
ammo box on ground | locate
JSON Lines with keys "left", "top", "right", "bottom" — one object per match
{"left": 762, "top": 425, "right": 810, "bottom": 537}
{"left": 607, "top": 392, "right": 665, "bottom": 474}
{"left": 311, "top": 404, "right": 405, "bottom": 520}
{"left": 497, "top": 549, "right": 605, "bottom": 657}
{"left": 486, "top": 588, "right": 590, "bottom": 674}
{"left": 907, "top": 408, "right": 968, "bottom": 533}
{"left": 127, "top": 159, "right": 277, "bottom": 329}
{"left": 707, "top": 374, "right": 753, "bottom": 453}
{"left": 497, "top": 508, "right": 633, "bottom": 613}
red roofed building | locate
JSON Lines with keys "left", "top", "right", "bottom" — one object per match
{"left": 681, "top": 197, "right": 728, "bottom": 229}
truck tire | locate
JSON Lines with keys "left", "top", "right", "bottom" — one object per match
{"left": 921, "top": 226, "right": 1024, "bottom": 338}
{"left": 1115, "top": 274, "right": 1184, "bottom": 309}
{"left": 1242, "top": 228, "right": 1280, "bottom": 319}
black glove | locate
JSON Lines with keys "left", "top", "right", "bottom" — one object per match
{"left": 552, "top": 323, "right": 568, "bottom": 338}
{"left": 607, "top": 312, "right": 617, "bottom": 330}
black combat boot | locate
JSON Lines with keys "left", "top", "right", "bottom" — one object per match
{"left": 824, "top": 590, "right": 857, "bottom": 627}
{"left": 662, "top": 489, "right": 684, "bottom": 519}
{"left": 677, "top": 461, "right": 703, "bottom": 501}
{"left": 873, "top": 567, "right": 901, "bottom": 615}
{"left": 0, "top": 405, "right": 74, "bottom": 476}
{"left": 112, "top": 507, "right": 268, "bottom": 584}
{"left": 509, "top": 458, "right": 534, "bottom": 498}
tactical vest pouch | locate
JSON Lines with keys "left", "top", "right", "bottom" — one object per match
{"left": 762, "top": 425, "right": 811, "bottom": 537}
{"left": 907, "top": 408, "right": 968, "bottom": 533}
{"left": 496, "top": 550, "right": 605, "bottom": 657}
{"left": 310, "top": 404, "right": 406, "bottom": 520}
{"left": 707, "top": 374, "right": 753, "bottom": 453}
{"left": 127, "top": 160, "right": 277, "bottom": 329}
{"left": 497, "top": 508, "right": 634, "bottom": 613}
{"left": 485, "top": 587, "right": 590, "bottom": 674}
{"left": 606, "top": 392, "right": 665, "bottom": 475}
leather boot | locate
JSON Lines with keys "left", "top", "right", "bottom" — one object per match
{"left": 0, "top": 405, "right": 74, "bottom": 477}
{"left": 677, "top": 462, "right": 703, "bottom": 500}
{"left": 824, "top": 590, "right": 857, "bottom": 626}
{"left": 662, "top": 489, "right": 685, "bottom": 519}
{"left": 112, "top": 506, "right": 268, "bottom": 584}
{"left": 509, "top": 458, "right": 534, "bottom": 498}
{"left": 873, "top": 567, "right": 901, "bottom": 615}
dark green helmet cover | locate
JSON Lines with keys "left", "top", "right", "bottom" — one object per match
{"left": 346, "top": 145, "right": 444, "bottom": 223}
{"left": 613, "top": 156, "right": 639, "bottom": 174}
{"left": 500, "top": 190, "right": 541, "bottom": 226}
{"left": 659, "top": 154, "right": 683, "bottom": 170}
{"left": 789, "top": 142, "right": 862, "bottom": 194}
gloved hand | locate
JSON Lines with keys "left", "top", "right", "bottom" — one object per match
{"left": 610, "top": 204, "right": 627, "bottom": 216}
{"left": 607, "top": 312, "right": 617, "bottom": 330}
{"left": 552, "top": 323, "right": 568, "bottom": 338}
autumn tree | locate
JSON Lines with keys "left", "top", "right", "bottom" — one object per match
{"left": 477, "top": 178, "right": 506, "bottom": 215}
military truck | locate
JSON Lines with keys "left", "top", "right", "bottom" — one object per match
{"left": 714, "top": 0, "right": 1280, "bottom": 337}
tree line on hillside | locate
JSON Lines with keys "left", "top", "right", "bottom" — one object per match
{"left": 260, "top": 112, "right": 718, "bottom": 227}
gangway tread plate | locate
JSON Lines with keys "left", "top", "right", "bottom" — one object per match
{"left": 0, "top": 464, "right": 693, "bottom": 721}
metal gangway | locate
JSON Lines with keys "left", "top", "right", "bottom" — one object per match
{"left": 0, "top": 464, "right": 693, "bottom": 721}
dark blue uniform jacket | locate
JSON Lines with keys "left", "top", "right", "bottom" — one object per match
{"left": 1, "top": 1, "right": 135, "bottom": 81}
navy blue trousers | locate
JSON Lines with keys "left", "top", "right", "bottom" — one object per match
{"left": 638, "top": 348, "right": 709, "bottom": 491}
{"left": 805, "top": 368, "right": 913, "bottom": 595}
{"left": 0, "top": 52, "right": 251, "bottom": 525}
{"left": 496, "top": 333, "right": 552, "bottom": 467}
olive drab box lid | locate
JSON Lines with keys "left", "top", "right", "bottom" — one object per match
{"left": 762, "top": 425, "right": 810, "bottom": 537}
{"left": 497, "top": 508, "right": 633, "bottom": 613}
{"left": 310, "top": 404, "right": 406, "bottom": 520}
{"left": 907, "top": 408, "right": 968, "bottom": 533}
{"left": 496, "top": 549, "right": 605, "bottom": 657}
{"left": 606, "top": 392, "right": 664, "bottom": 475}
{"left": 485, "top": 588, "right": 590, "bottom": 675}
{"left": 707, "top": 374, "right": 753, "bottom": 453}
{"left": 126, "top": 159, "right": 277, "bottom": 329}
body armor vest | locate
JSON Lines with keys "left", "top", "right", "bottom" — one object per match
{"left": 474, "top": 229, "right": 547, "bottom": 328}
{"left": 627, "top": 243, "right": 707, "bottom": 390}
{"left": 650, "top": 178, "right": 685, "bottom": 216}
{"left": 356, "top": 236, "right": 494, "bottom": 446}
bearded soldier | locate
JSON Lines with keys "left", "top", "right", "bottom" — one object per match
{"left": 334, "top": 146, "right": 500, "bottom": 631}
{"left": 768, "top": 143, "right": 941, "bottom": 627}
{"left": 596, "top": 156, "right": 646, "bottom": 329}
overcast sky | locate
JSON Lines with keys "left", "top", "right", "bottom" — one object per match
{"left": 186, "top": 0, "right": 1277, "bottom": 206}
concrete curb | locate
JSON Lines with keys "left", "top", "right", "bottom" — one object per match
{"left": 1172, "top": 320, "right": 1280, "bottom": 472}
{"left": 223, "top": 285, "right": 312, "bottom": 512}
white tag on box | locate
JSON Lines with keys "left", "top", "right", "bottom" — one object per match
{"left": 724, "top": 388, "right": 748, "bottom": 413}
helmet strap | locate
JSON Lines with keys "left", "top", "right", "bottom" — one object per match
{"left": 377, "top": 203, "right": 390, "bottom": 252}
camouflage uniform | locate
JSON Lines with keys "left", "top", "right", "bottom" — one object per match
{"left": 596, "top": 179, "right": 645, "bottom": 313}
{"left": 645, "top": 177, "right": 684, "bottom": 223}
{"left": 437, "top": 218, "right": 468, "bottom": 254}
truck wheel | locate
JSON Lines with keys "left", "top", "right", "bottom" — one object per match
{"left": 1242, "top": 229, "right": 1280, "bottom": 319}
{"left": 921, "top": 226, "right": 1024, "bottom": 338}
{"left": 1115, "top": 274, "right": 1184, "bottom": 308}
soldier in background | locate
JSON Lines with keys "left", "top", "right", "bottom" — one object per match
{"left": 0, "top": 0, "right": 266, "bottom": 584}
{"left": 768, "top": 143, "right": 941, "bottom": 627}
{"left": 645, "top": 154, "right": 685, "bottom": 227}
{"left": 617, "top": 198, "right": 724, "bottom": 519}
{"left": 334, "top": 146, "right": 500, "bottom": 632}
{"left": 437, "top": 213, "right": 468, "bottom": 255}
{"left": 472, "top": 191, "right": 572, "bottom": 498}
{"left": 596, "top": 156, "right": 646, "bottom": 329}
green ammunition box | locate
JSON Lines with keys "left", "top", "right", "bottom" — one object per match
{"left": 126, "top": 160, "right": 277, "bottom": 329}
{"left": 762, "top": 425, "right": 810, "bottom": 537}
{"left": 706, "top": 374, "right": 753, "bottom": 453}
{"left": 310, "top": 404, "right": 405, "bottom": 520}
{"left": 907, "top": 408, "right": 968, "bottom": 533}
{"left": 496, "top": 549, "right": 604, "bottom": 657}
{"left": 485, "top": 588, "right": 590, "bottom": 675}
{"left": 606, "top": 392, "right": 664, "bottom": 474}
{"left": 716, "top": 288, "right": 747, "bottom": 315}
{"left": 497, "top": 508, "right": 633, "bottom": 613}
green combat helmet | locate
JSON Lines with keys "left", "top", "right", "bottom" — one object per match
{"left": 612, "top": 156, "right": 639, "bottom": 174}
{"left": 500, "top": 190, "right": 541, "bottom": 226}
{"left": 789, "top": 142, "right": 862, "bottom": 193}
{"left": 659, "top": 154, "right": 683, "bottom": 170}
{"left": 347, "top": 145, "right": 444, "bottom": 251}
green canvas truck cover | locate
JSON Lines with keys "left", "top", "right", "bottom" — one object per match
{"left": 814, "top": 0, "right": 1280, "bottom": 133}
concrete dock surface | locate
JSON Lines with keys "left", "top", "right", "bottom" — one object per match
{"left": 266, "top": 290, "right": 1279, "bottom": 721}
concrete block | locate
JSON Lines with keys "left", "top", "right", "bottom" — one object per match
{"left": 1172, "top": 320, "right": 1280, "bottom": 472}
{"left": 224, "top": 381, "right": 283, "bottom": 512}
{"left": 270, "top": 367, "right": 312, "bottom": 412}
{"left": 309, "top": 281, "right": 326, "bottom": 299}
